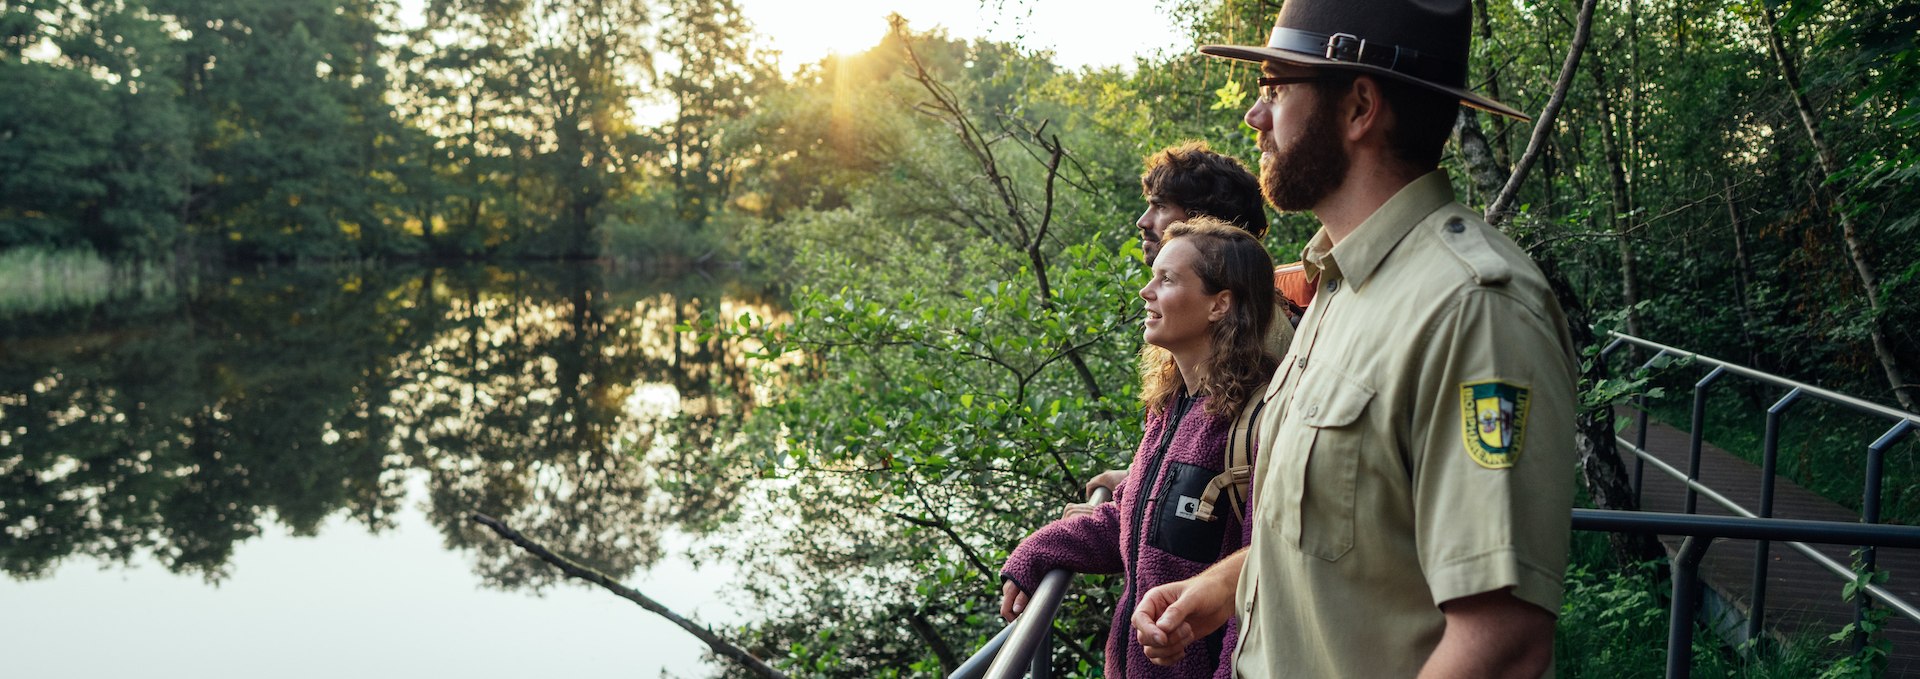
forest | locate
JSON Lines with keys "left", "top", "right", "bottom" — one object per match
{"left": 4, "top": 0, "right": 1918, "bottom": 676}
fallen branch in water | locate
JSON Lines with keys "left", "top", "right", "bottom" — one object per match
{"left": 468, "top": 512, "right": 788, "bottom": 679}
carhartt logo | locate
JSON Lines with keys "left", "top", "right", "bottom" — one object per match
{"left": 1175, "top": 495, "right": 1200, "bottom": 520}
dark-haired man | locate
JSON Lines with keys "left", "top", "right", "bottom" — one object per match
{"left": 1136, "top": 141, "right": 1270, "bottom": 265}
{"left": 1130, "top": 1, "right": 1579, "bottom": 677}
{"left": 1137, "top": 142, "right": 1314, "bottom": 328}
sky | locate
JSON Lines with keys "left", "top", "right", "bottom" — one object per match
{"left": 736, "top": 0, "right": 1190, "bottom": 73}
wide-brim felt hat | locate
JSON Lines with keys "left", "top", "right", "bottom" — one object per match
{"left": 1201, "top": 0, "right": 1529, "bottom": 121}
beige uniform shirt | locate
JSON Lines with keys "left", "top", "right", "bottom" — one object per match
{"left": 1232, "top": 172, "right": 1577, "bottom": 678}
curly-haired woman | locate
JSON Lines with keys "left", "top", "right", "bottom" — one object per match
{"left": 999, "top": 217, "right": 1279, "bottom": 679}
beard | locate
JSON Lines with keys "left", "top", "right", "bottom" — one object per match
{"left": 1259, "top": 92, "right": 1350, "bottom": 212}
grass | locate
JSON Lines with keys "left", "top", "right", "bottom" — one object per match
{"left": 0, "top": 247, "right": 177, "bottom": 315}
{"left": 1556, "top": 529, "right": 1839, "bottom": 677}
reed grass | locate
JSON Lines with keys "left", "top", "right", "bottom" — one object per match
{"left": 0, "top": 247, "right": 175, "bottom": 315}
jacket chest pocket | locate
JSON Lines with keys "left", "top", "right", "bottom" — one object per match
{"left": 1291, "top": 368, "right": 1374, "bottom": 562}
{"left": 1147, "top": 461, "right": 1231, "bottom": 563}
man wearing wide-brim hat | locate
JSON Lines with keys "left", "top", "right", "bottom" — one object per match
{"left": 1129, "top": 0, "right": 1579, "bottom": 677}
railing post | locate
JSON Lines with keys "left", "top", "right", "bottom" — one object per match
{"left": 1669, "top": 536, "right": 1712, "bottom": 679}
{"left": 1629, "top": 350, "right": 1668, "bottom": 505}
{"left": 1855, "top": 421, "right": 1914, "bottom": 653}
{"left": 1634, "top": 393, "right": 1648, "bottom": 504}
{"left": 1030, "top": 625, "right": 1052, "bottom": 679}
{"left": 973, "top": 486, "right": 1109, "bottom": 679}
{"left": 1599, "top": 336, "right": 1627, "bottom": 361}
{"left": 1686, "top": 367, "right": 1727, "bottom": 515}
{"left": 1747, "top": 388, "right": 1802, "bottom": 645}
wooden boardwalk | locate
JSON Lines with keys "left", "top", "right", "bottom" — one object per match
{"left": 1618, "top": 411, "right": 1920, "bottom": 675}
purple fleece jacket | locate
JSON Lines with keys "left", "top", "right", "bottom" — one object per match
{"left": 1001, "top": 394, "right": 1254, "bottom": 679}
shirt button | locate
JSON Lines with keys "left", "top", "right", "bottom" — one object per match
{"left": 1326, "top": 279, "right": 1339, "bottom": 292}
{"left": 1447, "top": 218, "right": 1466, "bottom": 233}
{"left": 1307, "top": 405, "right": 1320, "bottom": 417}
{"left": 1295, "top": 357, "right": 1308, "bottom": 369}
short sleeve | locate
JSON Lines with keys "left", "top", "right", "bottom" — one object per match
{"left": 1409, "top": 286, "right": 1577, "bottom": 615}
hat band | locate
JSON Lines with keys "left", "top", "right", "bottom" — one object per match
{"left": 1265, "top": 27, "right": 1463, "bottom": 88}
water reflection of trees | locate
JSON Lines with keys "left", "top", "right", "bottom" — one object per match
{"left": 0, "top": 263, "right": 780, "bottom": 587}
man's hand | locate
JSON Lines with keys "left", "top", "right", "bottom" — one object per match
{"left": 1084, "top": 469, "right": 1128, "bottom": 500}
{"left": 1130, "top": 550, "right": 1245, "bottom": 665}
{"left": 999, "top": 579, "right": 1031, "bottom": 622}
{"left": 1060, "top": 502, "right": 1098, "bottom": 520}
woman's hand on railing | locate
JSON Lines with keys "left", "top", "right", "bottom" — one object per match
{"left": 1061, "top": 470, "right": 1125, "bottom": 519}
{"left": 1084, "top": 469, "right": 1128, "bottom": 500}
{"left": 999, "top": 580, "right": 1031, "bottom": 622}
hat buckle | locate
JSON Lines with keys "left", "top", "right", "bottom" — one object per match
{"left": 1324, "top": 33, "right": 1365, "bottom": 63}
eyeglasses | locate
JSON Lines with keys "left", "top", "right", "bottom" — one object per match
{"left": 1256, "top": 75, "right": 1334, "bottom": 104}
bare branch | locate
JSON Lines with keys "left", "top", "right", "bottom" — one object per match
{"left": 468, "top": 513, "right": 789, "bottom": 679}
{"left": 1486, "top": 0, "right": 1598, "bottom": 226}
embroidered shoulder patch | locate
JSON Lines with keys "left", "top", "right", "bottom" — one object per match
{"left": 1459, "top": 381, "right": 1530, "bottom": 469}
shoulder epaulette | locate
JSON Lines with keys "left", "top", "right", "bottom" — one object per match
{"left": 1435, "top": 208, "right": 1512, "bottom": 286}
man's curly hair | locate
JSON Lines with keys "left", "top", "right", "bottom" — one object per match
{"left": 1140, "top": 141, "right": 1270, "bottom": 240}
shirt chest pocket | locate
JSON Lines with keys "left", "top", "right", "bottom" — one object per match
{"left": 1289, "top": 368, "right": 1375, "bottom": 562}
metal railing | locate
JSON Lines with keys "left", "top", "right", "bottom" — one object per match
{"left": 1602, "top": 331, "right": 1920, "bottom": 646}
{"left": 1575, "top": 509, "right": 1920, "bottom": 679}
{"left": 955, "top": 332, "right": 1919, "bottom": 677}
{"left": 959, "top": 508, "right": 1920, "bottom": 679}
{"left": 951, "top": 486, "right": 1109, "bottom": 679}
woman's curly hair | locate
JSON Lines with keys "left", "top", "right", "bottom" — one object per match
{"left": 1140, "top": 217, "right": 1280, "bottom": 417}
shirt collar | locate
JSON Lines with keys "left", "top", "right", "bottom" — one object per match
{"left": 1299, "top": 171, "right": 1456, "bottom": 291}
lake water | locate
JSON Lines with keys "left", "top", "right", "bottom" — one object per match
{"left": 0, "top": 262, "right": 778, "bottom": 678}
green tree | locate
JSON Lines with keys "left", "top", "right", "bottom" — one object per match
{"left": 409, "top": 0, "right": 652, "bottom": 258}
{"left": 0, "top": 0, "right": 190, "bottom": 256}
{"left": 651, "top": 0, "right": 776, "bottom": 232}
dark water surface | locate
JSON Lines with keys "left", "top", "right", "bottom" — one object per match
{"left": 0, "top": 262, "right": 775, "bottom": 677}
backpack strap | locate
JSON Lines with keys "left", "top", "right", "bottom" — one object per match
{"left": 1192, "top": 381, "right": 1269, "bottom": 522}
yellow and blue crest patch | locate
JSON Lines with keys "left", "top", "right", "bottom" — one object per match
{"left": 1459, "top": 381, "right": 1530, "bottom": 469}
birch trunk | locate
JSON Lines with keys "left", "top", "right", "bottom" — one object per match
{"left": 1759, "top": 3, "right": 1917, "bottom": 412}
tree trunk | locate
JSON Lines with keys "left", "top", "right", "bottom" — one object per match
{"left": 1588, "top": 61, "right": 1643, "bottom": 341}
{"left": 1486, "top": 0, "right": 1597, "bottom": 225}
{"left": 470, "top": 513, "right": 790, "bottom": 679}
{"left": 1759, "top": 3, "right": 1917, "bottom": 412}
{"left": 1470, "top": 0, "right": 1514, "bottom": 171}
{"left": 1482, "top": 0, "right": 1661, "bottom": 564}
{"left": 905, "top": 611, "right": 959, "bottom": 675}
{"left": 1452, "top": 109, "right": 1508, "bottom": 205}
{"left": 1726, "top": 177, "right": 1763, "bottom": 370}
{"left": 894, "top": 22, "right": 1105, "bottom": 402}
{"left": 1542, "top": 258, "right": 1665, "bottom": 563}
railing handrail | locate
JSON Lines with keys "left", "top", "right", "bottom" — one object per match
{"left": 951, "top": 485, "right": 1111, "bottom": 679}
{"left": 1573, "top": 508, "right": 1920, "bottom": 547}
{"left": 1604, "top": 331, "right": 1920, "bottom": 427}
{"left": 1603, "top": 330, "right": 1919, "bottom": 659}
{"left": 1618, "top": 438, "right": 1920, "bottom": 622}
{"left": 1574, "top": 509, "right": 1920, "bottom": 679}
